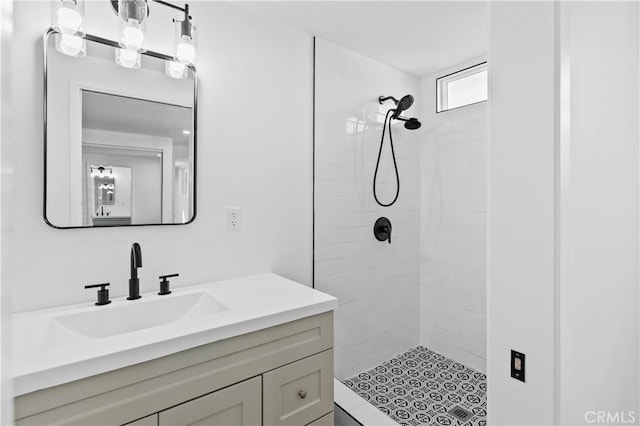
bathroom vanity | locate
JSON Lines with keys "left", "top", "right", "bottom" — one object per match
{"left": 13, "top": 274, "right": 337, "bottom": 426}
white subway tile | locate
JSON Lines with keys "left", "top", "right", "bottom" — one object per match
{"left": 315, "top": 258, "right": 345, "bottom": 278}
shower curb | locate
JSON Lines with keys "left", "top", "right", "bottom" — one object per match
{"left": 334, "top": 379, "right": 399, "bottom": 426}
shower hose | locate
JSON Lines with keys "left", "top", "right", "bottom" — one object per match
{"left": 373, "top": 109, "right": 400, "bottom": 207}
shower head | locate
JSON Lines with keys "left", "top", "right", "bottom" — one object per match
{"left": 397, "top": 95, "right": 414, "bottom": 112}
{"left": 379, "top": 94, "right": 414, "bottom": 110}
{"left": 394, "top": 115, "right": 422, "bottom": 130}
{"left": 391, "top": 95, "right": 414, "bottom": 119}
{"left": 404, "top": 117, "right": 421, "bottom": 130}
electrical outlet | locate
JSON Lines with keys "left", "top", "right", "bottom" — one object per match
{"left": 227, "top": 208, "right": 241, "bottom": 231}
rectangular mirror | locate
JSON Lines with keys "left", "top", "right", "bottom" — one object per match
{"left": 44, "top": 29, "right": 197, "bottom": 228}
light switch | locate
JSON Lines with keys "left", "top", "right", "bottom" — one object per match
{"left": 511, "top": 350, "right": 525, "bottom": 382}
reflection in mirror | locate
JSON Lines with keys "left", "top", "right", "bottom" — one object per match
{"left": 97, "top": 180, "right": 115, "bottom": 205}
{"left": 44, "top": 29, "right": 196, "bottom": 228}
{"left": 87, "top": 164, "right": 131, "bottom": 225}
{"left": 93, "top": 169, "right": 116, "bottom": 206}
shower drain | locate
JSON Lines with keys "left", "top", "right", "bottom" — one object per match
{"left": 448, "top": 405, "right": 474, "bottom": 422}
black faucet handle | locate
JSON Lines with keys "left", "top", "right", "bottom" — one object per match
{"left": 84, "top": 283, "right": 111, "bottom": 306}
{"left": 84, "top": 282, "right": 110, "bottom": 289}
{"left": 159, "top": 273, "right": 179, "bottom": 280}
{"left": 158, "top": 273, "right": 179, "bottom": 295}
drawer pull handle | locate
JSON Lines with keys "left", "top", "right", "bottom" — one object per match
{"left": 298, "top": 390, "right": 307, "bottom": 399}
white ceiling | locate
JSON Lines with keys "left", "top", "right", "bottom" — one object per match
{"left": 237, "top": 1, "right": 488, "bottom": 77}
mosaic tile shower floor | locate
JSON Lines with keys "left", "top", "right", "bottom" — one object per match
{"left": 343, "top": 346, "right": 487, "bottom": 426}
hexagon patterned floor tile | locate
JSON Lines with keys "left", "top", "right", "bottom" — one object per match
{"left": 343, "top": 346, "right": 487, "bottom": 426}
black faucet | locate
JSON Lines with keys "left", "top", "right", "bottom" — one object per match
{"left": 127, "top": 242, "right": 142, "bottom": 300}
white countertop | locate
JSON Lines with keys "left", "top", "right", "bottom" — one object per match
{"left": 12, "top": 273, "right": 337, "bottom": 396}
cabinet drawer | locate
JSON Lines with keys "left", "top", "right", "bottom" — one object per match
{"left": 263, "top": 350, "right": 333, "bottom": 426}
{"left": 159, "top": 376, "right": 261, "bottom": 426}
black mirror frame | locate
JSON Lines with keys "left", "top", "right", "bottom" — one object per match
{"left": 42, "top": 28, "right": 197, "bottom": 229}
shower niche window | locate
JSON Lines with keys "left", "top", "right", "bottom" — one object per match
{"left": 437, "top": 61, "right": 488, "bottom": 112}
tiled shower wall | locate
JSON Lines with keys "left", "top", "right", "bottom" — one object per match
{"left": 314, "top": 39, "right": 421, "bottom": 379}
{"left": 418, "top": 61, "right": 488, "bottom": 373}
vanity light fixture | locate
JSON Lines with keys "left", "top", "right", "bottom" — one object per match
{"left": 90, "top": 165, "right": 113, "bottom": 176}
{"left": 51, "top": 0, "right": 86, "bottom": 57}
{"left": 114, "top": 0, "right": 147, "bottom": 69}
{"left": 115, "top": 47, "right": 142, "bottom": 69}
{"left": 182, "top": 130, "right": 190, "bottom": 135}
{"left": 165, "top": 3, "right": 196, "bottom": 79}
{"left": 173, "top": 4, "right": 196, "bottom": 66}
{"left": 51, "top": 0, "right": 197, "bottom": 76}
{"left": 117, "top": 0, "right": 147, "bottom": 51}
{"left": 165, "top": 60, "right": 188, "bottom": 79}
{"left": 112, "top": 0, "right": 197, "bottom": 77}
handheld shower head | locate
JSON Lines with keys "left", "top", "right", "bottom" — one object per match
{"left": 379, "top": 94, "right": 413, "bottom": 110}
{"left": 397, "top": 94, "right": 414, "bottom": 111}
{"left": 373, "top": 94, "right": 421, "bottom": 208}
{"left": 392, "top": 95, "right": 414, "bottom": 119}
{"left": 378, "top": 94, "right": 421, "bottom": 128}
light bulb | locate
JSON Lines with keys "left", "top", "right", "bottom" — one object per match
{"left": 176, "top": 41, "right": 195, "bottom": 65}
{"left": 56, "top": 7, "right": 82, "bottom": 32}
{"left": 115, "top": 48, "right": 141, "bottom": 69}
{"left": 173, "top": 19, "right": 197, "bottom": 66}
{"left": 121, "top": 24, "right": 144, "bottom": 50}
{"left": 55, "top": 33, "right": 86, "bottom": 57}
{"left": 51, "top": 0, "right": 84, "bottom": 36}
{"left": 165, "top": 60, "right": 187, "bottom": 79}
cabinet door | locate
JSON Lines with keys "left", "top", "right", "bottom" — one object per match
{"left": 159, "top": 376, "right": 261, "bottom": 426}
{"left": 263, "top": 349, "right": 333, "bottom": 426}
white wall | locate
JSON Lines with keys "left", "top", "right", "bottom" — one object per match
{"left": 489, "top": 2, "right": 640, "bottom": 425}
{"left": 314, "top": 38, "right": 421, "bottom": 379}
{"left": 4, "top": 1, "right": 313, "bottom": 313}
{"left": 0, "top": 0, "right": 12, "bottom": 422}
{"left": 419, "top": 59, "right": 487, "bottom": 373}
{"left": 488, "top": 2, "right": 557, "bottom": 425}
{"left": 558, "top": 2, "right": 639, "bottom": 424}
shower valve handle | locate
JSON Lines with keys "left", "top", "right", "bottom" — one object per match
{"left": 380, "top": 226, "right": 391, "bottom": 244}
{"left": 374, "top": 217, "right": 392, "bottom": 244}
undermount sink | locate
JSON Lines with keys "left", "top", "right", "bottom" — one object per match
{"left": 41, "top": 292, "right": 228, "bottom": 349}
{"left": 13, "top": 273, "right": 339, "bottom": 397}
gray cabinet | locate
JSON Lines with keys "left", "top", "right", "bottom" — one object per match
{"left": 307, "top": 413, "right": 334, "bottom": 426}
{"left": 263, "top": 350, "right": 333, "bottom": 426}
{"left": 15, "top": 312, "right": 334, "bottom": 426}
{"left": 159, "top": 376, "right": 261, "bottom": 426}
